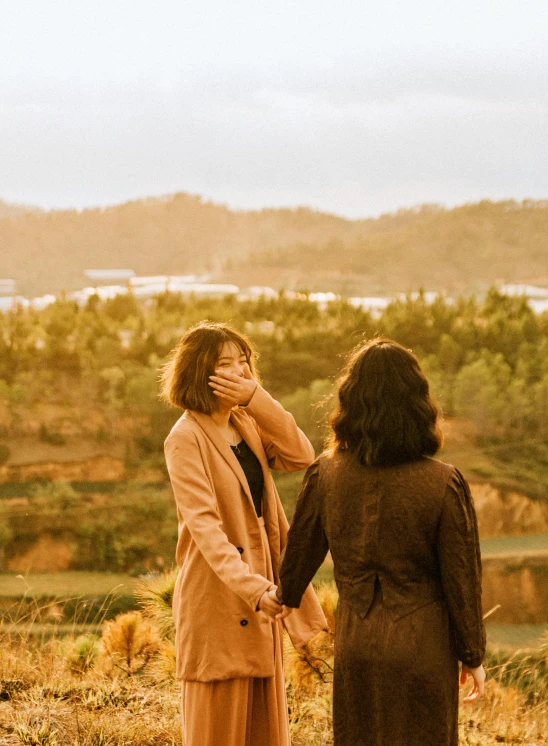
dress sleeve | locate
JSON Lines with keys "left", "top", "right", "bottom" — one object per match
{"left": 277, "top": 460, "right": 329, "bottom": 607}
{"left": 437, "top": 468, "right": 486, "bottom": 668}
{"left": 165, "top": 433, "right": 272, "bottom": 612}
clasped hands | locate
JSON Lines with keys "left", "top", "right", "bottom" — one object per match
{"left": 258, "top": 587, "right": 293, "bottom": 621}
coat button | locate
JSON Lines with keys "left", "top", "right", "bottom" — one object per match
{"left": 240, "top": 619, "right": 248, "bottom": 627}
{"left": 237, "top": 546, "right": 244, "bottom": 554}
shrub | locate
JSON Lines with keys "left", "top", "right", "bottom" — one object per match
{"left": 29, "top": 480, "right": 79, "bottom": 510}
{"left": 134, "top": 569, "right": 177, "bottom": 640}
{"left": 284, "top": 582, "right": 336, "bottom": 694}
{"left": 65, "top": 633, "right": 100, "bottom": 674}
{"left": 100, "top": 611, "right": 161, "bottom": 677}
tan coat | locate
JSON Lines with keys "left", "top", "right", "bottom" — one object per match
{"left": 164, "top": 385, "right": 327, "bottom": 682}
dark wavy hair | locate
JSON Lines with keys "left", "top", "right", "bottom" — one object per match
{"left": 159, "top": 321, "right": 259, "bottom": 413}
{"left": 328, "top": 337, "right": 442, "bottom": 466}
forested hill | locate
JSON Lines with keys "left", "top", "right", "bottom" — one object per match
{"left": 1, "top": 194, "right": 547, "bottom": 296}
{"left": 0, "top": 199, "right": 41, "bottom": 219}
{"left": 221, "top": 200, "right": 548, "bottom": 295}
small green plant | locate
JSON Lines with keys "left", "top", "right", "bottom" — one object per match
{"left": 14, "top": 722, "right": 58, "bottom": 745}
{"left": 65, "top": 633, "right": 100, "bottom": 674}
{"left": 29, "top": 480, "right": 79, "bottom": 509}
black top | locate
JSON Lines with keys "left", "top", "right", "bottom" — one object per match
{"left": 231, "top": 440, "right": 264, "bottom": 517}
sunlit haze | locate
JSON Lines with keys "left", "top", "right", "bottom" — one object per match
{"left": 1, "top": 0, "right": 547, "bottom": 217}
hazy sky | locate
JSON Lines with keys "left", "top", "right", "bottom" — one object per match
{"left": 1, "top": 0, "right": 547, "bottom": 217}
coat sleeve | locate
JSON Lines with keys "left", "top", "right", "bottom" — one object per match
{"left": 277, "top": 460, "right": 329, "bottom": 608}
{"left": 244, "top": 385, "right": 315, "bottom": 471}
{"left": 164, "top": 432, "right": 272, "bottom": 612}
{"left": 437, "top": 468, "right": 486, "bottom": 668}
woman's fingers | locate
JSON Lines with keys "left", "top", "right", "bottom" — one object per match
{"left": 461, "top": 664, "right": 486, "bottom": 702}
{"left": 209, "top": 375, "right": 240, "bottom": 391}
{"left": 267, "top": 589, "right": 292, "bottom": 620}
{"left": 258, "top": 589, "right": 284, "bottom": 620}
{"left": 463, "top": 682, "right": 480, "bottom": 702}
{"left": 275, "top": 605, "right": 294, "bottom": 620}
{"left": 209, "top": 389, "right": 238, "bottom": 403}
{"left": 208, "top": 381, "right": 242, "bottom": 404}
{"left": 209, "top": 382, "right": 238, "bottom": 396}
{"left": 242, "top": 363, "right": 255, "bottom": 379}
{"left": 209, "top": 371, "right": 257, "bottom": 406}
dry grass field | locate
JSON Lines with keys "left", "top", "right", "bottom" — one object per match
{"left": 0, "top": 578, "right": 547, "bottom": 745}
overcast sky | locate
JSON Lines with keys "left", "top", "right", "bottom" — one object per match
{"left": 1, "top": 0, "right": 547, "bottom": 218}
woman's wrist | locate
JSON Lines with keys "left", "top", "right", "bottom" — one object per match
{"left": 240, "top": 381, "right": 258, "bottom": 407}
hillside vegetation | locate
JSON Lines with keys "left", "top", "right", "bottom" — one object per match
{"left": 224, "top": 199, "right": 548, "bottom": 295}
{"left": 1, "top": 195, "right": 548, "bottom": 296}
{"left": 1, "top": 287, "right": 548, "bottom": 484}
{"left": 1, "top": 289, "right": 548, "bottom": 574}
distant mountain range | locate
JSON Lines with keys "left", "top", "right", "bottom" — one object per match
{"left": 1, "top": 194, "right": 547, "bottom": 297}
{"left": 0, "top": 199, "right": 42, "bottom": 219}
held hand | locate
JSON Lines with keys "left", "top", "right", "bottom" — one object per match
{"left": 268, "top": 589, "right": 294, "bottom": 620}
{"left": 258, "top": 588, "right": 284, "bottom": 620}
{"left": 460, "top": 664, "right": 486, "bottom": 702}
{"left": 209, "top": 363, "right": 258, "bottom": 407}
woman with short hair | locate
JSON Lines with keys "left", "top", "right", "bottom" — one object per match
{"left": 161, "top": 321, "right": 326, "bottom": 746}
{"left": 276, "top": 337, "right": 486, "bottom": 746}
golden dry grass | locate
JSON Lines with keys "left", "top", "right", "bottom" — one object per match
{"left": 0, "top": 581, "right": 546, "bottom": 745}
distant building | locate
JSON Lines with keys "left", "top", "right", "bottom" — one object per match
{"left": 67, "top": 279, "right": 240, "bottom": 305}
{"left": 30, "top": 294, "right": 57, "bottom": 310}
{"left": 165, "top": 282, "right": 239, "bottom": 298}
{"left": 349, "top": 296, "right": 391, "bottom": 317}
{"left": 0, "top": 295, "right": 29, "bottom": 312}
{"left": 84, "top": 269, "right": 135, "bottom": 284}
{"left": 499, "top": 283, "right": 548, "bottom": 314}
{"left": 237, "top": 286, "right": 278, "bottom": 301}
{"left": 499, "top": 283, "right": 548, "bottom": 299}
{"left": 130, "top": 275, "right": 198, "bottom": 287}
{"left": 69, "top": 286, "right": 129, "bottom": 306}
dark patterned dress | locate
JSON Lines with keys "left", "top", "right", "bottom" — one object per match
{"left": 278, "top": 453, "right": 486, "bottom": 746}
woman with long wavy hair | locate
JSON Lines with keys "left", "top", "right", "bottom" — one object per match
{"left": 276, "top": 337, "right": 486, "bottom": 746}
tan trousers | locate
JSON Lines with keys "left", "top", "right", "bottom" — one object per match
{"left": 181, "top": 518, "right": 290, "bottom": 746}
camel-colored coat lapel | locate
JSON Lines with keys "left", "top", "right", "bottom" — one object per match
{"left": 185, "top": 409, "right": 257, "bottom": 507}
{"left": 187, "top": 405, "right": 286, "bottom": 577}
{"left": 165, "top": 385, "right": 327, "bottom": 682}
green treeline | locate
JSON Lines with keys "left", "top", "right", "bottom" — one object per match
{"left": 1, "top": 287, "right": 548, "bottom": 456}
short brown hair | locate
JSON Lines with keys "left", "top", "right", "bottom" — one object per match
{"left": 160, "top": 322, "right": 258, "bottom": 413}
{"left": 329, "top": 337, "right": 442, "bottom": 466}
